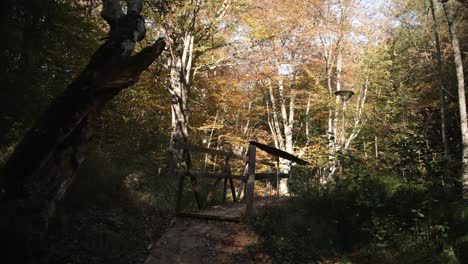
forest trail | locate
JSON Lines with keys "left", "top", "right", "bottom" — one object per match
{"left": 143, "top": 199, "right": 281, "bottom": 264}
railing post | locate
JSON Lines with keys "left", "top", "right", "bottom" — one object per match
{"left": 228, "top": 160, "right": 237, "bottom": 203}
{"left": 175, "top": 171, "right": 185, "bottom": 212}
{"left": 237, "top": 163, "right": 248, "bottom": 201}
{"left": 222, "top": 157, "right": 230, "bottom": 203}
{"left": 276, "top": 157, "right": 280, "bottom": 199}
{"left": 184, "top": 146, "right": 202, "bottom": 209}
{"left": 245, "top": 143, "right": 257, "bottom": 218}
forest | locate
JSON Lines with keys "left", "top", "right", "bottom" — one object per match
{"left": 0, "top": 0, "right": 467, "bottom": 263}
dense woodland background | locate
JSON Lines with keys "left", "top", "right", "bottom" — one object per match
{"left": 0, "top": 0, "right": 467, "bottom": 263}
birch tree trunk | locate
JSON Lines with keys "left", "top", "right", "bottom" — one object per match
{"left": 328, "top": 47, "right": 343, "bottom": 178}
{"left": 442, "top": 1, "right": 468, "bottom": 199}
{"left": 165, "top": 28, "right": 195, "bottom": 174}
{"left": 334, "top": 48, "right": 343, "bottom": 150}
{"left": 278, "top": 77, "right": 295, "bottom": 194}
{"left": 204, "top": 109, "right": 219, "bottom": 171}
{"left": 344, "top": 77, "right": 368, "bottom": 150}
{"left": 265, "top": 72, "right": 296, "bottom": 195}
{"left": 161, "top": 1, "right": 231, "bottom": 173}
{"left": 267, "top": 84, "right": 285, "bottom": 150}
{"left": 320, "top": 36, "right": 336, "bottom": 155}
{"left": 167, "top": 53, "right": 191, "bottom": 171}
{"left": 278, "top": 78, "right": 294, "bottom": 155}
{"left": 0, "top": 0, "right": 165, "bottom": 260}
{"left": 305, "top": 93, "right": 312, "bottom": 146}
{"left": 233, "top": 101, "right": 252, "bottom": 156}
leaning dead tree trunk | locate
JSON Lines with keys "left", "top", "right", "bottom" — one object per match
{"left": 0, "top": 0, "right": 165, "bottom": 260}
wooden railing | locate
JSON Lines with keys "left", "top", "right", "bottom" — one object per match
{"left": 174, "top": 141, "right": 309, "bottom": 218}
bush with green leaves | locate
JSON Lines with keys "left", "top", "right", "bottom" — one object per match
{"left": 250, "top": 172, "right": 467, "bottom": 263}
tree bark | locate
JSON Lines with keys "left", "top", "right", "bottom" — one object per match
{"left": 0, "top": 0, "right": 165, "bottom": 260}
{"left": 344, "top": 76, "right": 368, "bottom": 150}
{"left": 305, "top": 93, "right": 312, "bottom": 146}
{"left": 429, "top": 0, "right": 450, "bottom": 162}
{"left": 167, "top": 52, "right": 191, "bottom": 173}
{"left": 334, "top": 48, "right": 343, "bottom": 150}
{"left": 245, "top": 144, "right": 257, "bottom": 218}
{"left": 162, "top": 0, "right": 231, "bottom": 173}
{"left": 277, "top": 77, "right": 295, "bottom": 194}
{"left": 267, "top": 84, "right": 285, "bottom": 150}
{"left": 442, "top": 1, "right": 468, "bottom": 199}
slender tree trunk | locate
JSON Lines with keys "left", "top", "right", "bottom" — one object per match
{"left": 268, "top": 85, "right": 285, "bottom": 150}
{"left": 243, "top": 102, "right": 252, "bottom": 137}
{"left": 443, "top": 2, "right": 468, "bottom": 199}
{"left": 329, "top": 48, "right": 343, "bottom": 178}
{"left": 204, "top": 109, "right": 219, "bottom": 171}
{"left": 277, "top": 77, "right": 295, "bottom": 194}
{"left": 322, "top": 37, "right": 336, "bottom": 153}
{"left": 344, "top": 76, "right": 368, "bottom": 150}
{"left": 266, "top": 99, "right": 279, "bottom": 149}
{"left": 278, "top": 79, "right": 294, "bottom": 155}
{"left": 375, "top": 135, "right": 379, "bottom": 158}
{"left": 0, "top": 0, "right": 165, "bottom": 260}
{"left": 233, "top": 101, "right": 252, "bottom": 156}
{"left": 334, "top": 48, "right": 343, "bottom": 150}
{"left": 429, "top": 0, "right": 450, "bottom": 162}
{"left": 322, "top": 39, "right": 337, "bottom": 179}
{"left": 305, "top": 93, "right": 312, "bottom": 146}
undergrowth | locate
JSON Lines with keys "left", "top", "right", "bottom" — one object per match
{"left": 249, "top": 173, "right": 468, "bottom": 263}
{"left": 38, "top": 150, "right": 176, "bottom": 264}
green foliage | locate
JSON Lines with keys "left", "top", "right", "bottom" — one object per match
{"left": 250, "top": 172, "right": 467, "bottom": 263}
{"left": 0, "top": 0, "right": 101, "bottom": 166}
{"left": 42, "top": 148, "right": 175, "bottom": 264}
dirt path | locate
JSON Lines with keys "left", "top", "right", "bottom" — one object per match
{"left": 143, "top": 200, "right": 280, "bottom": 264}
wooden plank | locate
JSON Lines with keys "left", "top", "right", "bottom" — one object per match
{"left": 179, "top": 171, "right": 244, "bottom": 180}
{"left": 249, "top": 141, "right": 308, "bottom": 165}
{"left": 176, "top": 212, "right": 241, "bottom": 222}
{"left": 245, "top": 144, "right": 256, "bottom": 218}
{"left": 174, "top": 142, "right": 274, "bottom": 166}
{"left": 176, "top": 142, "right": 245, "bottom": 161}
{"left": 176, "top": 170, "right": 288, "bottom": 181}
{"left": 236, "top": 163, "right": 248, "bottom": 201}
{"left": 254, "top": 173, "right": 289, "bottom": 180}
{"left": 222, "top": 178, "right": 228, "bottom": 203}
{"left": 276, "top": 157, "right": 280, "bottom": 198}
{"left": 222, "top": 157, "right": 230, "bottom": 203}
{"left": 257, "top": 159, "right": 274, "bottom": 167}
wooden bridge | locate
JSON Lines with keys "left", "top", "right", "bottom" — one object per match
{"left": 174, "top": 141, "right": 309, "bottom": 219}
{"left": 144, "top": 141, "right": 309, "bottom": 264}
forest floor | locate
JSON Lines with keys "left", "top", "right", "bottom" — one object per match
{"left": 144, "top": 199, "right": 283, "bottom": 264}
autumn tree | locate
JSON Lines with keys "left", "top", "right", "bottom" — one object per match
{"left": 148, "top": 0, "right": 236, "bottom": 171}
{"left": 440, "top": 0, "right": 468, "bottom": 199}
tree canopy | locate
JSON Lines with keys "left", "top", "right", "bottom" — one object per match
{"left": 0, "top": 0, "right": 467, "bottom": 263}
